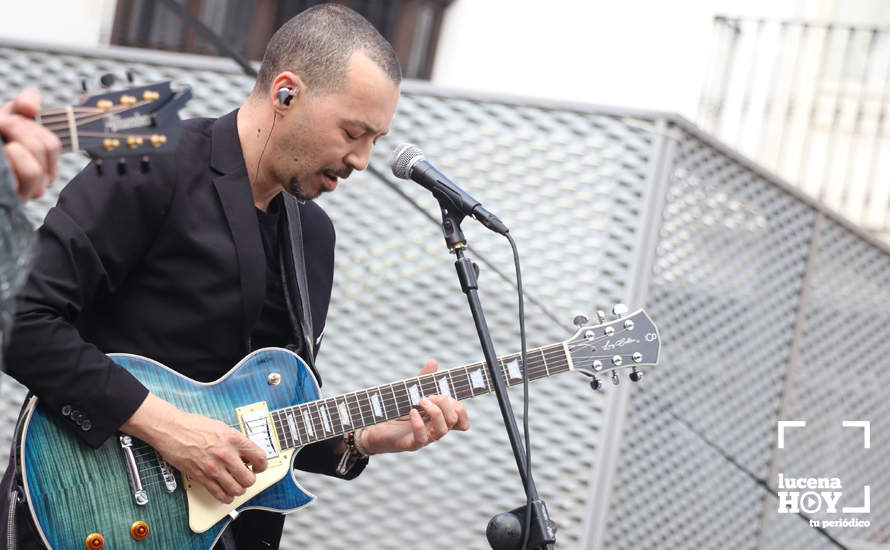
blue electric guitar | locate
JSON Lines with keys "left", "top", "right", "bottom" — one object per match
{"left": 15, "top": 309, "right": 659, "bottom": 550}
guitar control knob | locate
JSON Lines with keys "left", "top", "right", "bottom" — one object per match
{"left": 130, "top": 521, "right": 149, "bottom": 540}
{"left": 589, "top": 377, "right": 601, "bottom": 391}
{"left": 612, "top": 303, "right": 628, "bottom": 317}
{"left": 629, "top": 369, "right": 644, "bottom": 382}
{"left": 85, "top": 533, "right": 105, "bottom": 549}
{"left": 572, "top": 314, "right": 589, "bottom": 328}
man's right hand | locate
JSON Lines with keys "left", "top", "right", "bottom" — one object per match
{"left": 121, "top": 393, "right": 269, "bottom": 503}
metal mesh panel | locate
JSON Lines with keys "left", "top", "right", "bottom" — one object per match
{"left": 0, "top": 43, "right": 651, "bottom": 549}
{"left": 603, "top": 129, "right": 818, "bottom": 550}
{"left": 3, "top": 40, "right": 890, "bottom": 550}
{"left": 288, "top": 91, "right": 653, "bottom": 548}
{"left": 761, "top": 215, "right": 890, "bottom": 546}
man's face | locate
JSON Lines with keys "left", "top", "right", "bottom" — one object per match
{"left": 271, "top": 52, "right": 400, "bottom": 200}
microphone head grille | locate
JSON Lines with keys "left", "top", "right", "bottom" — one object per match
{"left": 389, "top": 143, "right": 424, "bottom": 179}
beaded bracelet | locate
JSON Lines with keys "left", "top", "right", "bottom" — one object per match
{"left": 336, "top": 428, "right": 369, "bottom": 475}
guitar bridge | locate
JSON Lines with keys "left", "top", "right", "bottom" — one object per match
{"left": 119, "top": 435, "right": 148, "bottom": 506}
{"left": 154, "top": 450, "right": 178, "bottom": 493}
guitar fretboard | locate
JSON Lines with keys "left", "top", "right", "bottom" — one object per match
{"left": 269, "top": 343, "right": 571, "bottom": 450}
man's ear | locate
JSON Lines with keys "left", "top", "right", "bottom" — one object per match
{"left": 270, "top": 72, "right": 304, "bottom": 114}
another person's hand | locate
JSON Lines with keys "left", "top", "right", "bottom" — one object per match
{"left": 360, "top": 359, "right": 471, "bottom": 455}
{"left": 122, "top": 393, "right": 269, "bottom": 504}
{"left": 0, "top": 89, "right": 61, "bottom": 201}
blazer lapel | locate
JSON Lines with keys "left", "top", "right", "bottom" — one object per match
{"left": 209, "top": 111, "right": 265, "bottom": 345}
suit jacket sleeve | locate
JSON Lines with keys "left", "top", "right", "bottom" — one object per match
{"left": 6, "top": 159, "right": 176, "bottom": 448}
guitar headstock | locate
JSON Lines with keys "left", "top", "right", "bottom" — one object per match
{"left": 40, "top": 81, "right": 192, "bottom": 159}
{"left": 564, "top": 307, "right": 660, "bottom": 388}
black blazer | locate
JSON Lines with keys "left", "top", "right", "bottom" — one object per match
{"left": 7, "top": 110, "right": 336, "bottom": 450}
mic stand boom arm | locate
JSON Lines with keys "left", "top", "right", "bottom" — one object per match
{"left": 436, "top": 197, "right": 556, "bottom": 550}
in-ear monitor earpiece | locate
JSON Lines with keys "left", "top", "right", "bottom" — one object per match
{"left": 277, "top": 86, "right": 297, "bottom": 106}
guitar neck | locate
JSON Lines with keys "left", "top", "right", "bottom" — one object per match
{"left": 270, "top": 343, "right": 573, "bottom": 451}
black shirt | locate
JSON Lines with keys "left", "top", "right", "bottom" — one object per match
{"left": 250, "top": 194, "right": 301, "bottom": 354}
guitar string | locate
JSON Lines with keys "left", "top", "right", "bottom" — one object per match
{"left": 128, "top": 353, "right": 557, "bottom": 461}
{"left": 127, "top": 327, "right": 648, "bottom": 461}
{"left": 41, "top": 107, "right": 151, "bottom": 132}
{"left": 127, "top": 324, "right": 649, "bottom": 460}
{"left": 129, "top": 347, "right": 641, "bottom": 462}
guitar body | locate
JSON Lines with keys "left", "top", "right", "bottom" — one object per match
{"left": 18, "top": 348, "right": 318, "bottom": 550}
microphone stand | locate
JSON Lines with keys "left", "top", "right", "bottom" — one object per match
{"left": 435, "top": 200, "right": 556, "bottom": 550}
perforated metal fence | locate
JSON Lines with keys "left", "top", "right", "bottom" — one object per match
{"left": 0, "top": 41, "right": 887, "bottom": 549}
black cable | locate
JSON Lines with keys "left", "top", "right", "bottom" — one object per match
{"left": 506, "top": 231, "right": 534, "bottom": 550}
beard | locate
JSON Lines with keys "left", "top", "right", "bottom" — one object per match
{"left": 286, "top": 176, "right": 316, "bottom": 201}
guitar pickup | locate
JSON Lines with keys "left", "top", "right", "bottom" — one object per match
{"left": 236, "top": 402, "right": 279, "bottom": 460}
{"left": 119, "top": 435, "right": 148, "bottom": 506}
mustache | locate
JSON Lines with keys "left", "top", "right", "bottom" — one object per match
{"left": 327, "top": 167, "right": 353, "bottom": 179}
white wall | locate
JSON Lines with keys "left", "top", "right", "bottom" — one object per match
{"left": 431, "top": 0, "right": 845, "bottom": 119}
{"left": 0, "top": 0, "right": 117, "bottom": 47}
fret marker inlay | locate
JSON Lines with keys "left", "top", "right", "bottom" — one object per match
{"left": 470, "top": 369, "right": 486, "bottom": 389}
{"left": 338, "top": 402, "right": 351, "bottom": 427}
{"left": 302, "top": 410, "right": 314, "bottom": 437}
{"left": 319, "top": 405, "right": 332, "bottom": 433}
{"left": 371, "top": 392, "right": 384, "bottom": 418}
{"left": 506, "top": 359, "right": 522, "bottom": 380}
{"left": 437, "top": 376, "right": 451, "bottom": 397}
{"left": 286, "top": 413, "right": 298, "bottom": 442}
{"left": 408, "top": 383, "right": 421, "bottom": 405}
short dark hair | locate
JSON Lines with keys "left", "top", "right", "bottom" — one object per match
{"left": 254, "top": 4, "right": 401, "bottom": 97}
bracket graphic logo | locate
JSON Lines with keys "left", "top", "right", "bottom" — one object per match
{"left": 776, "top": 421, "right": 871, "bottom": 528}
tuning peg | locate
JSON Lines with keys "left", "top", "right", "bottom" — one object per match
{"left": 117, "top": 159, "right": 127, "bottom": 175}
{"left": 589, "top": 377, "right": 601, "bottom": 391}
{"left": 126, "top": 69, "right": 135, "bottom": 84}
{"left": 94, "top": 159, "right": 104, "bottom": 176}
{"left": 612, "top": 303, "right": 628, "bottom": 317}
{"left": 629, "top": 368, "right": 643, "bottom": 382}
{"left": 81, "top": 78, "right": 89, "bottom": 94}
{"left": 140, "top": 156, "right": 151, "bottom": 173}
{"left": 611, "top": 372, "right": 620, "bottom": 385}
{"left": 100, "top": 73, "right": 116, "bottom": 89}
{"left": 595, "top": 310, "right": 607, "bottom": 323}
{"left": 572, "top": 314, "right": 589, "bottom": 328}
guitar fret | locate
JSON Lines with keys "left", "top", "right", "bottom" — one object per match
{"left": 405, "top": 378, "right": 422, "bottom": 409}
{"left": 307, "top": 402, "right": 322, "bottom": 439}
{"left": 301, "top": 406, "right": 316, "bottom": 440}
{"left": 368, "top": 387, "right": 386, "bottom": 421}
{"left": 538, "top": 347, "right": 551, "bottom": 378}
{"left": 272, "top": 410, "right": 289, "bottom": 449}
{"left": 318, "top": 402, "right": 333, "bottom": 435}
{"left": 452, "top": 366, "right": 474, "bottom": 400}
{"left": 436, "top": 372, "right": 453, "bottom": 399}
{"left": 285, "top": 409, "right": 301, "bottom": 447}
{"left": 502, "top": 355, "right": 523, "bottom": 384}
{"left": 420, "top": 374, "right": 438, "bottom": 399}
{"left": 466, "top": 364, "right": 489, "bottom": 396}
{"left": 543, "top": 344, "right": 569, "bottom": 375}
{"left": 381, "top": 384, "right": 400, "bottom": 419}
{"left": 336, "top": 397, "right": 353, "bottom": 430}
{"left": 325, "top": 397, "right": 343, "bottom": 435}
{"left": 345, "top": 393, "right": 364, "bottom": 429}
{"left": 356, "top": 390, "right": 373, "bottom": 427}
{"left": 392, "top": 381, "right": 410, "bottom": 416}
{"left": 292, "top": 405, "right": 310, "bottom": 445}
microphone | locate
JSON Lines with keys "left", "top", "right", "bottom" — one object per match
{"left": 389, "top": 143, "right": 508, "bottom": 235}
